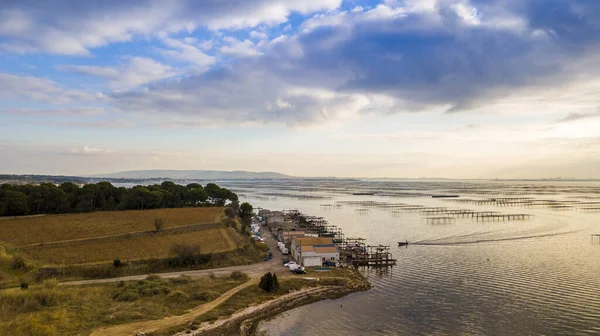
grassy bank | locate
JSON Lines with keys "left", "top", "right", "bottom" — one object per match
{"left": 150, "top": 267, "right": 371, "bottom": 336}
{"left": 0, "top": 273, "right": 249, "bottom": 336}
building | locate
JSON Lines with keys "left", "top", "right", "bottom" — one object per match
{"left": 279, "top": 230, "right": 306, "bottom": 244}
{"left": 265, "top": 211, "right": 285, "bottom": 229}
{"left": 291, "top": 237, "right": 339, "bottom": 267}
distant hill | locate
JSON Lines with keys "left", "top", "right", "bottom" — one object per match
{"left": 92, "top": 170, "right": 293, "bottom": 180}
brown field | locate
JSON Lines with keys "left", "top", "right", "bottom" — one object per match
{"left": 0, "top": 274, "right": 248, "bottom": 336}
{"left": 0, "top": 207, "right": 225, "bottom": 246}
{"left": 21, "top": 228, "right": 244, "bottom": 264}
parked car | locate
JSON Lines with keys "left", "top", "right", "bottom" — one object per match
{"left": 292, "top": 267, "right": 306, "bottom": 274}
{"left": 284, "top": 261, "right": 297, "bottom": 267}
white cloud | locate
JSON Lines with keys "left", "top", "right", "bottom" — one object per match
{"left": 0, "top": 1, "right": 343, "bottom": 55}
{"left": 69, "top": 146, "right": 113, "bottom": 155}
{"left": 451, "top": 2, "right": 481, "bottom": 25}
{"left": 0, "top": 73, "right": 97, "bottom": 104}
{"left": 1, "top": 107, "right": 106, "bottom": 116}
{"left": 250, "top": 30, "right": 268, "bottom": 40}
{"left": 220, "top": 37, "right": 262, "bottom": 57}
{"left": 158, "top": 36, "right": 215, "bottom": 67}
{"left": 59, "top": 57, "right": 178, "bottom": 89}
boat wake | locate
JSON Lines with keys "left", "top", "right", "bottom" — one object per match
{"left": 412, "top": 229, "right": 580, "bottom": 246}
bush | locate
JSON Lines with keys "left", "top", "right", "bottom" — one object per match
{"left": 169, "top": 243, "right": 211, "bottom": 267}
{"left": 11, "top": 255, "right": 26, "bottom": 270}
{"left": 255, "top": 243, "right": 269, "bottom": 252}
{"left": 258, "top": 272, "right": 279, "bottom": 292}
{"left": 113, "top": 259, "right": 122, "bottom": 268}
{"left": 190, "top": 290, "right": 219, "bottom": 302}
{"left": 168, "top": 290, "right": 190, "bottom": 303}
{"left": 114, "top": 290, "right": 139, "bottom": 302}
{"left": 153, "top": 218, "right": 164, "bottom": 232}
{"left": 224, "top": 207, "right": 236, "bottom": 219}
{"left": 208, "top": 272, "right": 216, "bottom": 280}
{"left": 35, "top": 267, "right": 58, "bottom": 281}
{"left": 229, "top": 271, "right": 249, "bottom": 281}
{"left": 146, "top": 274, "right": 161, "bottom": 281}
{"left": 20, "top": 281, "right": 29, "bottom": 290}
{"left": 170, "top": 275, "right": 192, "bottom": 284}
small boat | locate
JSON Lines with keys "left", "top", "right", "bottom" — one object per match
{"left": 398, "top": 240, "right": 409, "bottom": 247}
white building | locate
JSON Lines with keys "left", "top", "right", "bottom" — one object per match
{"left": 265, "top": 211, "right": 285, "bottom": 229}
{"left": 291, "top": 237, "right": 339, "bottom": 267}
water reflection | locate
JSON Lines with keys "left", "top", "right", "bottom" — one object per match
{"left": 215, "top": 180, "right": 600, "bottom": 336}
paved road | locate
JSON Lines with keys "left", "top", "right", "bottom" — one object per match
{"left": 62, "top": 225, "right": 287, "bottom": 286}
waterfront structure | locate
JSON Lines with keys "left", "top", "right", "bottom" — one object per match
{"left": 265, "top": 211, "right": 285, "bottom": 229}
{"left": 291, "top": 237, "right": 339, "bottom": 266}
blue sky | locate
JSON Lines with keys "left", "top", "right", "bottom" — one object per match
{"left": 1, "top": 0, "right": 600, "bottom": 178}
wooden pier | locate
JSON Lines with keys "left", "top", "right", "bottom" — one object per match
{"left": 425, "top": 216, "right": 455, "bottom": 224}
{"left": 474, "top": 213, "right": 533, "bottom": 221}
{"left": 352, "top": 245, "right": 397, "bottom": 266}
{"left": 287, "top": 211, "right": 396, "bottom": 267}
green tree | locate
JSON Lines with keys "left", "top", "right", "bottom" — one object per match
{"left": 240, "top": 202, "right": 253, "bottom": 218}
{"left": 259, "top": 272, "right": 279, "bottom": 292}
{"left": 4, "top": 190, "right": 29, "bottom": 216}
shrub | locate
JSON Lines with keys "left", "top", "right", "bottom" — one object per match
{"left": 11, "top": 255, "right": 26, "bottom": 269}
{"left": 169, "top": 243, "right": 211, "bottom": 267}
{"left": 208, "top": 272, "right": 216, "bottom": 280}
{"left": 170, "top": 275, "right": 192, "bottom": 284}
{"left": 153, "top": 218, "right": 164, "bottom": 232}
{"left": 224, "top": 207, "right": 236, "bottom": 219}
{"left": 255, "top": 243, "right": 269, "bottom": 252}
{"left": 168, "top": 290, "right": 190, "bottom": 303}
{"left": 20, "top": 281, "right": 29, "bottom": 290}
{"left": 35, "top": 267, "right": 58, "bottom": 281}
{"left": 190, "top": 290, "right": 219, "bottom": 302}
{"left": 258, "top": 272, "right": 279, "bottom": 292}
{"left": 113, "top": 259, "right": 122, "bottom": 268}
{"left": 145, "top": 274, "right": 161, "bottom": 281}
{"left": 229, "top": 271, "right": 249, "bottom": 281}
{"left": 114, "top": 290, "right": 139, "bottom": 302}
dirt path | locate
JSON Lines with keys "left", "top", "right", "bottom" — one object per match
{"left": 176, "top": 286, "right": 343, "bottom": 336}
{"left": 90, "top": 279, "right": 258, "bottom": 336}
{"left": 62, "top": 226, "right": 285, "bottom": 286}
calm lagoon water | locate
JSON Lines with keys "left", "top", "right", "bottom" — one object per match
{"left": 220, "top": 180, "right": 600, "bottom": 336}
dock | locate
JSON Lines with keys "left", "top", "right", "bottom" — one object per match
{"left": 287, "top": 211, "right": 396, "bottom": 267}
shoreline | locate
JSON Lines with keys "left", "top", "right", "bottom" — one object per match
{"left": 178, "top": 268, "right": 371, "bottom": 336}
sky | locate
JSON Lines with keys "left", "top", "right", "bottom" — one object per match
{"left": 1, "top": 0, "right": 600, "bottom": 179}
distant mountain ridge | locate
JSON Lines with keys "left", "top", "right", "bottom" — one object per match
{"left": 92, "top": 170, "right": 292, "bottom": 180}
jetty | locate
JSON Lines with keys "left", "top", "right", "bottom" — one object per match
{"left": 285, "top": 211, "right": 397, "bottom": 267}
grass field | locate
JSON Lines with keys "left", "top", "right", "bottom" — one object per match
{"left": 0, "top": 207, "right": 225, "bottom": 246}
{"left": 21, "top": 228, "right": 244, "bottom": 264}
{"left": 0, "top": 207, "right": 265, "bottom": 288}
{"left": 0, "top": 274, "right": 248, "bottom": 336}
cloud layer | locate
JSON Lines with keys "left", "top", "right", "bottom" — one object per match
{"left": 2, "top": 0, "right": 600, "bottom": 125}
{"left": 2, "top": 0, "right": 600, "bottom": 177}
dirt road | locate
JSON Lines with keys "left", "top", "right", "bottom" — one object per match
{"left": 90, "top": 279, "right": 259, "bottom": 336}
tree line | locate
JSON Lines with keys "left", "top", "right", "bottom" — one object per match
{"left": 0, "top": 181, "right": 238, "bottom": 217}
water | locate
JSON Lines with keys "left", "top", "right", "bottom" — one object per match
{"left": 220, "top": 180, "right": 600, "bottom": 336}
